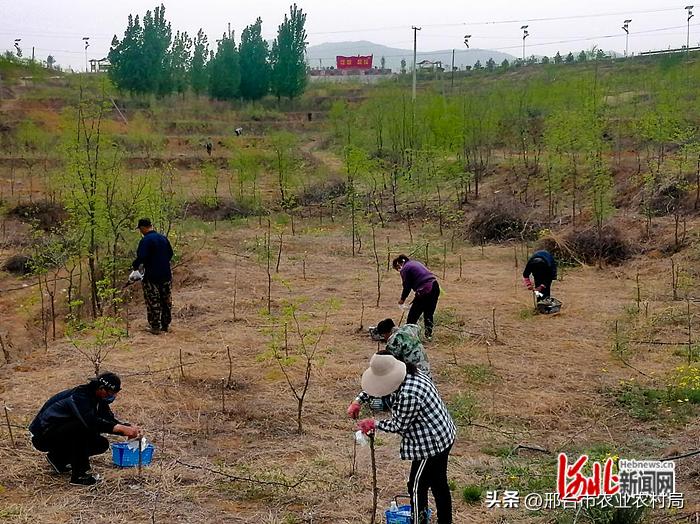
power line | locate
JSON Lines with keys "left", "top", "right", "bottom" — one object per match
{"left": 306, "top": 23, "right": 700, "bottom": 62}
{"left": 0, "top": 30, "right": 112, "bottom": 41}
{"left": 0, "top": 4, "right": 690, "bottom": 41}
{"left": 32, "top": 47, "right": 105, "bottom": 56}
{"left": 305, "top": 5, "right": 689, "bottom": 35}
{"left": 467, "top": 5, "right": 688, "bottom": 26}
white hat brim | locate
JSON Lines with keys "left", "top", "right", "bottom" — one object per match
{"left": 361, "top": 359, "right": 407, "bottom": 397}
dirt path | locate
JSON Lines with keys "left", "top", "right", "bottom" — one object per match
{"left": 301, "top": 136, "right": 344, "bottom": 175}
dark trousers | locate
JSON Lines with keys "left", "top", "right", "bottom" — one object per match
{"left": 32, "top": 420, "right": 109, "bottom": 478}
{"left": 530, "top": 264, "right": 552, "bottom": 299}
{"left": 142, "top": 279, "right": 172, "bottom": 330}
{"left": 407, "top": 281, "right": 440, "bottom": 337}
{"left": 532, "top": 273, "right": 552, "bottom": 299}
{"left": 407, "top": 445, "right": 452, "bottom": 524}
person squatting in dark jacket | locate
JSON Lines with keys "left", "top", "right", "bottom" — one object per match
{"left": 355, "top": 352, "right": 455, "bottom": 524}
{"left": 348, "top": 318, "right": 430, "bottom": 417}
{"left": 133, "top": 218, "right": 174, "bottom": 334}
{"left": 29, "top": 372, "right": 141, "bottom": 486}
{"left": 522, "top": 250, "right": 557, "bottom": 298}
{"left": 393, "top": 255, "right": 440, "bottom": 339}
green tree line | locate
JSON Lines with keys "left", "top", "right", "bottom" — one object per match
{"left": 108, "top": 3, "right": 308, "bottom": 101}
{"left": 330, "top": 54, "right": 700, "bottom": 236}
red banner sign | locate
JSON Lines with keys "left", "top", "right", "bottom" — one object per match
{"left": 336, "top": 55, "right": 373, "bottom": 70}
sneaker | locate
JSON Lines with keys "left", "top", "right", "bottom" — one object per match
{"left": 147, "top": 326, "right": 161, "bottom": 335}
{"left": 161, "top": 325, "right": 169, "bottom": 333}
{"left": 70, "top": 473, "right": 101, "bottom": 486}
{"left": 47, "top": 454, "right": 71, "bottom": 474}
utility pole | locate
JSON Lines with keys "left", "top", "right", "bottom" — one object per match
{"left": 13, "top": 39, "right": 21, "bottom": 58}
{"left": 412, "top": 25, "right": 421, "bottom": 102}
{"left": 521, "top": 25, "right": 529, "bottom": 61}
{"left": 622, "top": 20, "right": 631, "bottom": 57}
{"left": 451, "top": 49, "right": 455, "bottom": 89}
{"left": 82, "top": 37, "right": 90, "bottom": 72}
{"left": 228, "top": 22, "right": 231, "bottom": 39}
{"left": 686, "top": 6, "right": 695, "bottom": 58}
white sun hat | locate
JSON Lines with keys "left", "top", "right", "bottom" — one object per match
{"left": 361, "top": 353, "right": 407, "bottom": 397}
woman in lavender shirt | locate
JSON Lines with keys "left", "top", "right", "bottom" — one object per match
{"left": 392, "top": 254, "right": 440, "bottom": 339}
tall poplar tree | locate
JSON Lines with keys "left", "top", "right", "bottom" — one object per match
{"left": 190, "top": 29, "right": 209, "bottom": 96}
{"left": 141, "top": 4, "right": 172, "bottom": 94}
{"left": 167, "top": 31, "right": 192, "bottom": 97}
{"left": 270, "top": 4, "right": 308, "bottom": 100}
{"left": 108, "top": 14, "right": 146, "bottom": 94}
{"left": 208, "top": 34, "right": 241, "bottom": 100}
{"left": 239, "top": 18, "right": 270, "bottom": 101}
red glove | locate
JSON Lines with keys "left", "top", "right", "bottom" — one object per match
{"left": 357, "top": 418, "right": 376, "bottom": 435}
{"left": 536, "top": 284, "right": 546, "bottom": 292}
{"left": 523, "top": 277, "right": 533, "bottom": 290}
{"left": 347, "top": 401, "right": 361, "bottom": 419}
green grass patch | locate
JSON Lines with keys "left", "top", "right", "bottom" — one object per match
{"left": 480, "top": 444, "right": 512, "bottom": 458}
{"left": 448, "top": 391, "right": 480, "bottom": 426}
{"left": 461, "top": 484, "right": 483, "bottom": 504}
{"left": 671, "top": 345, "right": 700, "bottom": 363}
{"left": 498, "top": 458, "right": 557, "bottom": 493}
{"left": 518, "top": 307, "right": 537, "bottom": 320}
{"left": 459, "top": 363, "right": 498, "bottom": 385}
{"left": 613, "top": 367, "right": 700, "bottom": 422}
{"left": 615, "top": 380, "right": 663, "bottom": 421}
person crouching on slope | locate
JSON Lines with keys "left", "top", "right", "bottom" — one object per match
{"left": 348, "top": 318, "right": 430, "bottom": 417}
{"left": 522, "top": 249, "right": 557, "bottom": 299}
{"left": 29, "top": 372, "right": 141, "bottom": 486}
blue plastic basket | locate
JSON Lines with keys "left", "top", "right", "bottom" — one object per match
{"left": 111, "top": 441, "right": 155, "bottom": 468}
{"left": 385, "top": 496, "right": 432, "bottom": 524}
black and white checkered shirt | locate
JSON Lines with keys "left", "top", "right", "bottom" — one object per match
{"left": 376, "top": 371, "right": 456, "bottom": 461}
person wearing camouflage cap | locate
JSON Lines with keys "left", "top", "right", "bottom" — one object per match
{"left": 348, "top": 319, "right": 430, "bottom": 418}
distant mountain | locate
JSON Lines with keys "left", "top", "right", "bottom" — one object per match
{"left": 306, "top": 40, "right": 515, "bottom": 70}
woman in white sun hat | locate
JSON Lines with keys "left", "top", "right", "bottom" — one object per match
{"left": 356, "top": 351, "right": 455, "bottom": 524}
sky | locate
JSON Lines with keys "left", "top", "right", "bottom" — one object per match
{"left": 1, "top": 0, "right": 699, "bottom": 70}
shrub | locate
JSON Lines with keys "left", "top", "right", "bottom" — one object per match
{"left": 8, "top": 201, "right": 67, "bottom": 231}
{"left": 615, "top": 381, "right": 662, "bottom": 421}
{"left": 563, "top": 226, "right": 631, "bottom": 265}
{"left": 667, "top": 365, "right": 700, "bottom": 404}
{"left": 182, "top": 198, "right": 264, "bottom": 221}
{"left": 449, "top": 392, "right": 480, "bottom": 425}
{"left": 461, "top": 485, "right": 482, "bottom": 504}
{"left": 466, "top": 200, "right": 538, "bottom": 243}
{"left": 644, "top": 181, "right": 687, "bottom": 217}
{"left": 2, "top": 254, "right": 33, "bottom": 275}
{"left": 296, "top": 179, "right": 346, "bottom": 206}
{"left": 536, "top": 235, "right": 577, "bottom": 265}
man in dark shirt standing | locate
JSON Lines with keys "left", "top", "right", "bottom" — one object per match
{"left": 133, "top": 218, "right": 174, "bottom": 334}
{"left": 29, "top": 372, "right": 140, "bottom": 486}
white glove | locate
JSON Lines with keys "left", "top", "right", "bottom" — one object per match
{"left": 128, "top": 270, "right": 143, "bottom": 282}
